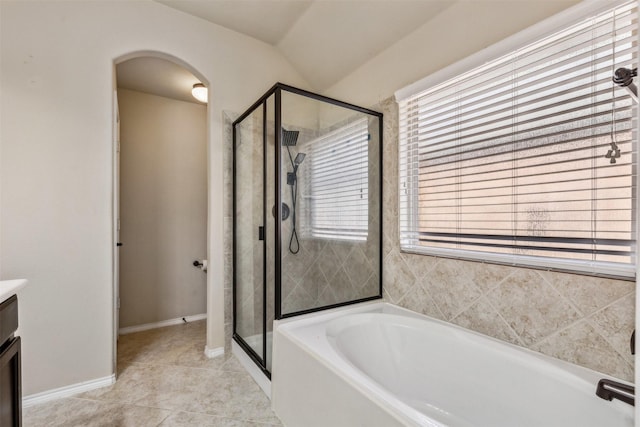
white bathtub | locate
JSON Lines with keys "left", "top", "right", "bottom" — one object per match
{"left": 271, "top": 302, "right": 634, "bottom": 427}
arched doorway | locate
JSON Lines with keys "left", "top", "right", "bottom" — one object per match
{"left": 112, "top": 52, "right": 210, "bottom": 373}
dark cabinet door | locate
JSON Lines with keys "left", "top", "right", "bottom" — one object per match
{"left": 0, "top": 336, "right": 21, "bottom": 427}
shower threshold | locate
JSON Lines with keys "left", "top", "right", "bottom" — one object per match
{"left": 232, "top": 332, "right": 273, "bottom": 398}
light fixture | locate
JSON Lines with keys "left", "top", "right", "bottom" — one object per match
{"left": 192, "top": 83, "right": 208, "bottom": 103}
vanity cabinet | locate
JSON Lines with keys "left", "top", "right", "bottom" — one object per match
{"left": 0, "top": 295, "right": 21, "bottom": 427}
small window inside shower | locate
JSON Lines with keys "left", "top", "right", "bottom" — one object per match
{"left": 302, "top": 117, "right": 369, "bottom": 241}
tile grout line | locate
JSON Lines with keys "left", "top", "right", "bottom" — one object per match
{"left": 478, "top": 289, "right": 526, "bottom": 347}
{"left": 584, "top": 290, "right": 636, "bottom": 365}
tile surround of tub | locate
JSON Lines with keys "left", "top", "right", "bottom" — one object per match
{"left": 378, "top": 97, "right": 635, "bottom": 381}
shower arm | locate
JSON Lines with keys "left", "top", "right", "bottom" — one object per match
{"left": 613, "top": 67, "right": 638, "bottom": 103}
{"left": 285, "top": 145, "right": 295, "bottom": 168}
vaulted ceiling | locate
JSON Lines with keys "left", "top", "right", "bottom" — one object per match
{"left": 154, "top": 0, "right": 455, "bottom": 91}
{"left": 120, "top": 1, "right": 576, "bottom": 104}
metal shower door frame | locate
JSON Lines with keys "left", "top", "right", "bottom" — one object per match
{"left": 232, "top": 91, "right": 271, "bottom": 379}
{"left": 274, "top": 83, "right": 384, "bottom": 320}
{"left": 232, "top": 83, "right": 384, "bottom": 377}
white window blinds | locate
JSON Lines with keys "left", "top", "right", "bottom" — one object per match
{"left": 305, "top": 118, "right": 369, "bottom": 241}
{"left": 398, "top": 0, "right": 638, "bottom": 278}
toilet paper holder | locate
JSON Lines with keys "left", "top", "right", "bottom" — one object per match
{"left": 193, "top": 260, "right": 208, "bottom": 272}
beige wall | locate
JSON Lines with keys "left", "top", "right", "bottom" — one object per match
{"left": 325, "top": 0, "right": 579, "bottom": 108}
{"left": 0, "top": 0, "right": 307, "bottom": 396}
{"left": 117, "top": 88, "right": 207, "bottom": 328}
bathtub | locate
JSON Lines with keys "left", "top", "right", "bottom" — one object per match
{"left": 271, "top": 302, "right": 634, "bottom": 427}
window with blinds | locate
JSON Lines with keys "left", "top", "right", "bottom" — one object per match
{"left": 398, "top": 0, "right": 638, "bottom": 278}
{"left": 305, "top": 118, "right": 369, "bottom": 241}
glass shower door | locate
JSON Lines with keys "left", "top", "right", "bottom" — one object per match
{"left": 234, "top": 106, "right": 266, "bottom": 366}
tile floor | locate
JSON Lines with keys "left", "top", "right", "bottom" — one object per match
{"left": 23, "top": 320, "right": 282, "bottom": 427}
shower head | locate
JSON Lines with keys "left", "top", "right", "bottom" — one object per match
{"left": 294, "top": 152, "right": 306, "bottom": 165}
{"left": 288, "top": 152, "right": 306, "bottom": 185}
{"left": 282, "top": 129, "right": 299, "bottom": 146}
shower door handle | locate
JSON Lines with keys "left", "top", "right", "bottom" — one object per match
{"left": 258, "top": 226, "right": 264, "bottom": 241}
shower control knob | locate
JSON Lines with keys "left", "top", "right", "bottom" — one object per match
{"left": 272, "top": 203, "right": 290, "bottom": 221}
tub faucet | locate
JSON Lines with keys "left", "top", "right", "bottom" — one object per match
{"left": 595, "top": 330, "right": 635, "bottom": 406}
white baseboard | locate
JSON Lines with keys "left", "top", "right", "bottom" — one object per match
{"left": 23, "top": 374, "right": 116, "bottom": 408}
{"left": 204, "top": 345, "right": 224, "bottom": 358}
{"left": 119, "top": 313, "right": 207, "bottom": 335}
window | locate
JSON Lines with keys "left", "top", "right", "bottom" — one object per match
{"left": 305, "top": 117, "right": 369, "bottom": 241}
{"left": 398, "top": 0, "right": 637, "bottom": 278}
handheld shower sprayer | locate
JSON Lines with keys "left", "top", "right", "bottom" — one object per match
{"left": 294, "top": 152, "right": 306, "bottom": 166}
{"left": 282, "top": 129, "right": 305, "bottom": 254}
{"left": 289, "top": 153, "right": 306, "bottom": 183}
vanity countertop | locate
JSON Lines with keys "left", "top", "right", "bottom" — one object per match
{"left": 0, "top": 279, "right": 27, "bottom": 304}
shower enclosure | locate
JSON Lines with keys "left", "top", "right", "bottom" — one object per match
{"left": 233, "top": 83, "right": 383, "bottom": 377}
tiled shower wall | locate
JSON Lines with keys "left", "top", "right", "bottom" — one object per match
{"left": 378, "top": 97, "right": 635, "bottom": 381}
{"left": 280, "top": 117, "right": 381, "bottom": 315}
